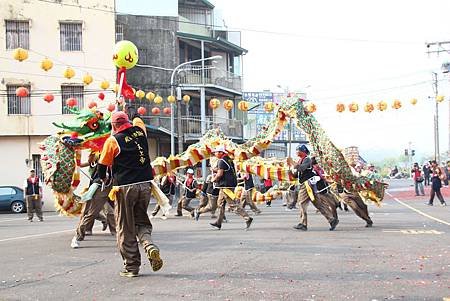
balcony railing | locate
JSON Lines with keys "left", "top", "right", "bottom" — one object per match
{"left": 177, "top": 66, "right": 242, "bottom": 92}
{"left": 181, "top": 115, "right": 243, "bottom": 139}
{"left": 141, "top": 115, "right": 243, "bottom": 140}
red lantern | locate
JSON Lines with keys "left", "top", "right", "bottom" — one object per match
{"left": 107, "top": 103, "right": 115, "bottom": 112}
{"left": 98, "top": 92, "right": 105, "bottom": 100}
{"left": 66, "top": 98, "right": 77, "bottom": 107}
{"left": 16, "top": 87, "right": 29, "bottom": 97}
{"left": 163, "top": 107, "right": 171, "bottom": 115}
{"left": 137, "top": 106, "right": 147, "bottom": 115}
{"left": 43, "top": 94, "right": 54, "bottom": 103}
{"left": 87, "top": 101, "right": 97, "bottom": 109}
{"left": 151, "top": 107, "right": 161, "bottom": 115}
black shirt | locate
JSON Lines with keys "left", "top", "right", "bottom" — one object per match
{"left": 112, "top": 126, "right": 153, "bottom": 186}
{"left": 216, "top": 156, "right": 237, "bottom": 188}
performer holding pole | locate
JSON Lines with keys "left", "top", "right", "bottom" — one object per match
{"left": 290, "top": 145, "right": 338, "bottom": 231}
{"left": 97, "top": 111, "right": 163, "bottom": 277}
{"left": 175, "top": 169, "right": 198, "bottom": 218}
{"left": 209, "top": 145, "right": 253, "bottom": 230}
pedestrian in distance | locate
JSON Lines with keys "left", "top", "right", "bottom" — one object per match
{"left": 423, "top": 163, "right": 431, "bottom": 186}
{"left": 23, "top": 168, "right": 43, "bottom": 222}
{"left": 411, "top": 163, "right": 425, "bottom": 196}
{"left": 427, "top": 160, "right": 447, "bottom": 206}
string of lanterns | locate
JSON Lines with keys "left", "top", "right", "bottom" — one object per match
{"left": 12, "top": 47, "right": 448, "bottom": 116}
{"left": 11, "top": 47, "right": 195, "bottom": 115}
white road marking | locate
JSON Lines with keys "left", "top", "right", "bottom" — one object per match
{"left": 386, "top": 192, "right": 450, "bottom": 227}
{"left": 383, "top": 229, "right": 444, "bottom": 234}
{"left": 0, "top": 225, "right": 101, "bottom": 243}
{"left": 0, "top": 229, "right": 74, "bottom": 243}
{"left": 0, "top": 214, "right": 63, "bottom": 223}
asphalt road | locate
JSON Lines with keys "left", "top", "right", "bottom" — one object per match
{"left": 0, "top": 179, "right": 449, "bottom": 301}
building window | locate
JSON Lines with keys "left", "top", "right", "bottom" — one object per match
{"left": 32, "top": 154, "right": 44, "bottom": 182}
{"left": 138, "top": 48, "right": 147, "bottom": 65}
{"left": 115, "top": 23, "right": 123, "bottom": 42}
{"left": 61, "top": 85, "right": 84, "bottom": 114}
{"left": 5, "top": 20, "right": 30, "bottom": 49}
{"left": 7, "top": 84, "right": 31, "bottom": 115}
{"left": 60, "top": 22, "right": 82, "bottom": 51}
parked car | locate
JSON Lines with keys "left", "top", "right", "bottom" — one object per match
{"left": 0, "top": 186, "right": 26, "bottom": 213}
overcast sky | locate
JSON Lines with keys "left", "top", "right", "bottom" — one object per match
{"left": 213, "top": 0, "right": 450, "bottom": 162}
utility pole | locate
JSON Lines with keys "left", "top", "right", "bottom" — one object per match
{"left": 432, "top": 72, "right": 440, "bottom": 163}
{"left": 426, "top": 41, "right": 449, "bottom": 162}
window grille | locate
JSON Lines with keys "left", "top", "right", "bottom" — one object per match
{"left": 60, "top": 22, "right": 82, "bottom": 51}
{"left": 5, "top": 20, "right": 30, "bottom": 49}
{"left": 61, "top": 85, "right": 84, "bottom": 114}
{"left": 32, "top": 154, "right": 44, "bottom": 182}
{"left": 7, "top": 84, "right": 31, "bottom": 115}
{"left": 115, "top": 23, "right": 124, "bottom": 42}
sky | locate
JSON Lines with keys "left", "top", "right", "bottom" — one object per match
{"left": 212, "top": 0, "right": 450, "bottom": 162}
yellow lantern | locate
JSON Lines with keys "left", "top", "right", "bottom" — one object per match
{"left": 40, "top": 58, "right": 53, "bottom": 71}
{"left": 209, "top": 98, "right": 220, "bottom": 109}
{"left": 154, "top": 95, "right": 163, "bottom": 104}
{"left": 167, "top": 95, "right": 176, "bottom": 104}
{"left": 436, "top": 95, "right": 445, "bottom": 102}
{"left": 348, "top": 102, "right": 359, "bottom": 113}
{"left": 135, "top": 90, "right": 145, "bottom": 99}
{"left": 336, "top": 103, "right": 345, "bottom": 113}
{"left": 223, "top": 99, "right": 234, "bottom": 111}
{"left": 83, "top": 74, "right": 93, "bottom": 85}
{"left": 100, "top": 81, "right": 110, "bottom": 90}
{"left": 238, "top": 100, "right": 249, "bottom": 111}
{"left": 182, "top": 95, "right": 191, "bottom": 103}
{"left": 264, "top": 101, "right": 275, "bottom": 112}
{"left": 64, "top": 67, "right": 75, "bottom": 79}
{"left": 377, "top": 101, "right": 387, "bottom": 111}
{"left": 305, "top": 102, "right": 316, "bottom": 113}
{"left": 392, "top": 99, "right": 402, "bottom": 109}
{"left": 13, "top": 48, "right": 28, "bottom": 62}
{"left": 364, "top": 103, "right": 374, "bottom": 113}
{"left": 146, "top": 91, "right": 156, "bottom": 101}
{"left": 410, "top": 98, "right": 417, "bottom": 105}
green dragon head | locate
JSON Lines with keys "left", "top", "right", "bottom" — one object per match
{"left": 52, "top": 107, "right": 112, "bottom": 151}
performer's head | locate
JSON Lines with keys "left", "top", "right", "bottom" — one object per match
{"left": 296, "top": 144, "right": 310, "bottom": 158}
{"left": 186, "top": 168, "right": 194, "bottom": 178}
{"left": 111, "top": 111, "right": 129, "bottom": 132}
{"left": 29, "top": 168, "right": 35, "bottom": 177}
{"left": 212, "top": 145, "right": 227, "bottom": 159}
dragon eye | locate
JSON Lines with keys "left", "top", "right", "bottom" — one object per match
{"left": 87, "top": 122, "right": 99, "bottom": 130}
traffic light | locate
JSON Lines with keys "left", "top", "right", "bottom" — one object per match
{"left": 404, "top": 149, "right": 408, "bottom": 156}
{"left": 411, "top": 150, "right": 415, "bottom": 156}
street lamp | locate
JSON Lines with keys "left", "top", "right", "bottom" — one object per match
{"left": 170, "top": 55, "right": 222, "bottom": 155}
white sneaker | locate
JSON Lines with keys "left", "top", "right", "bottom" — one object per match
{"left": 71, "top": 236, "right": 80, "bottom": 249}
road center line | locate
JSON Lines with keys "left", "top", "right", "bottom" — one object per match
{"left": 386, "top": 192, "right": 450, "bottom": 227}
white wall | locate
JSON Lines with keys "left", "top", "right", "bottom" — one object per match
{"left": 0, "top": 0, "right": 116, "bottom": 136}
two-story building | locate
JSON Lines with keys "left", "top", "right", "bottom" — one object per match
{"left": 116, "top": 0, "right": 247, "bottom": 158}
{"left": 0, "top": 0, "right": 116, "bottom": 208}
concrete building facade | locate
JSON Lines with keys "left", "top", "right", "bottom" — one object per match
{"left": 0, "top": 0, "right": 116, "bottom": 209}
{"left": 116, "top": 0, "right": 247, "bottom": 162}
